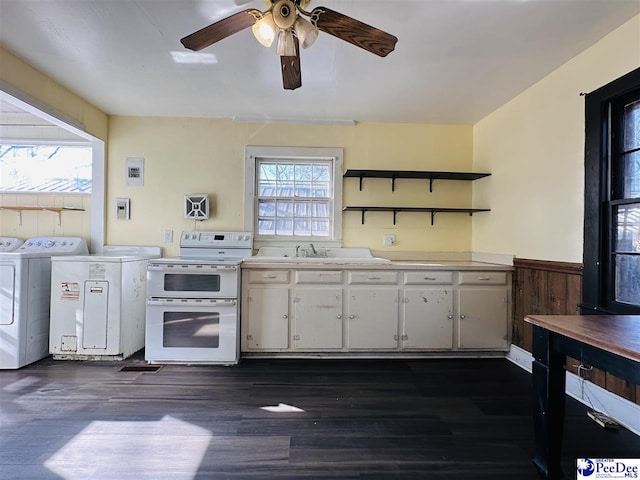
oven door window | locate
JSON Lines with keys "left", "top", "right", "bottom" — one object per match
{"left": 163, "top": 274, "right": 221, "bottom": 292}
{"left": 163, "top": 312, "right": 220, "bottom": 348}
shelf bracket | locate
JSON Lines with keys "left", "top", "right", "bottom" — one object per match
{"left": 392, "top": 209, "right": 398, "bottom": 225}
{"left": 360, "top": 209, "right": 366, "bottom": 225}
{"left": 358, "top": 176, "right": 363, "bottom": 191}
{"left": 430, "top": 211, "right": 436, "bottom": 226}
{"left": 391, "top": 177, "right": 396, "bottom": 192}
{"left": 429, "top": 178, "right": 435, "bottom": 193}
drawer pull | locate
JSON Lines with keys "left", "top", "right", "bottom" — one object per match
{"left": 477, "top": 277, "right": 492, "bottom": 281}
{"left": 423, "top": 277, "right": 437, "bottom": 281}
{"left": 264, "top": 274, "right": 278, "bottom": 279}
{"left": 367, "top": 276, "right": 382, "bottom": 280}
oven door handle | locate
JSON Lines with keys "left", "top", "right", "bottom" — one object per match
{"left": 146, "top": 298, "right": 237, "bottom": 307}
{"left": 147, "top": 264, "right": 237, "bottom": 272}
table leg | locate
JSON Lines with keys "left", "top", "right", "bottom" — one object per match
{"left": 531, "top": 325, "right": 566, "bottom": 479}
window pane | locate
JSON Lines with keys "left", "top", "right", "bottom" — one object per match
{"left": 0, "top": 144, "right": 92, "bottom": 193}
{"left": 258, "top": 219, "right": 275, "bottom": 235}
{"left": 255, "top": 157, "right": 334, "bottom": 240}
{"left": 277, "top": 164, "right": 294, "bottom": 181}
{"left": 276, "top": 200, "right": 292, "bottom": 217}
{"left": 277, "top": 181, "right": 294, "bottom": 197}
{"left": 295, "top": 202, "right": 311, "bottom": 216}
{"left": 621, "top": 151, "right": 640, "bottom": 198}
{"left": 258, "top": 200, "right": 276, "bottom": 217}
{"left": 295, "top": 164, "right": 312, "bottom": 181}
{"left": 313, "top": 164, "right": 330, "bottom": 182}
{"left": 312, "top": 220, "right": 329, "bottom": 236}
{"left": 294, "top": 219, "right": 311, "bottom": 236}
{"left": 624, "top": 99, "right": 640, "bottom": 151}
{"left": 615, "top": 254, "right": 640, "bottom": 304}
{"left": 276, "top": 219, "right": 293, "bottom": 235}
{"left": 615, "top": 204, "right": 640, "bottom": 252}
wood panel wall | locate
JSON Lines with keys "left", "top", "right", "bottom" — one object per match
{"left": 513, "top": 258, "right": 639, "bottom": 405}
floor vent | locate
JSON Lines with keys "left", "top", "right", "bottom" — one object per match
{"left": 119, "top": 364, "right": 163, "bottom": 373}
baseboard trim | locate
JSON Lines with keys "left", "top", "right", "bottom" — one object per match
{"left": 506, "top": 344, "right": 640, "bottom": 436}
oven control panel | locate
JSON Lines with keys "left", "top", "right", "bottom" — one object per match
{"left": 180, "top": 231, "right": 253, "bottom": 249}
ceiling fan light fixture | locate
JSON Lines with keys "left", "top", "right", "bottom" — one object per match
{"left": 293, "top": 16, "right": 318, "bottom": 49}
{"left": 277, "top": 29, "right": 297, "bottom": 56}
{"left": 252, "top": 12, "right": 277, "bottom": 47}
{"left": 273, "top": 0, "right": 297, "bottom": 29}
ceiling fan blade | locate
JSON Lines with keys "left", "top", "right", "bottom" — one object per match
{"left": 181, "top": 9, "right": 259, "bottom": 51}
{"left": 311, "top": 7, "right": 397, "bottom": 57}
{"left": 281, "top": 36, "right": 302, "bottom": 90}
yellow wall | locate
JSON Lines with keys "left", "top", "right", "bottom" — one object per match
{"left": 0, "top": 193, "right": 92, "bottom": 239}
{"left": 0, "top": 47, "right": 108, "bottom": 140}
{"left": 107, "top": 117, "right": 473, "bottom": 256}
{"left": 472, "top": 15, "right": 640, "bottom": 263}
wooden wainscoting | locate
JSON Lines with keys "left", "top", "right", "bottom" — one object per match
{"left": 513, "top": 258, "right": 639, "bottom": 405}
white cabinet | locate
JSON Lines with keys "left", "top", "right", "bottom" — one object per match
{"left": 401, "top": 271, "right": 454, "bottom": 350}
{"left": 457, "top": 272, "right": 509, "bottom": 350}
{"left": 346, "top": 271, "right": 399, "bottom": 350}
{"left": 241, "top": 265, "right": 511, "bottom": 355}
{"left": 293, "top": 288, "right": 343, "bottom": 349}
{"left": 243, "top": 270, "right": 290, "bottom": 350}
{"left": 402, "top": 287, "right": 454, "bottom": 349}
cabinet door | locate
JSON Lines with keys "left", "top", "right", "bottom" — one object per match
{"left": 402, "top": 287, "right": 453, "bottom": 349}
{"left": 346, "top": 288, "right": 399, "bottom": 349}
{"left": 293, "top": 288, "right": 343, "bottom": 350}
{"left": 245, "top": 287, "right": 289, "bottom": 350}
{"left": 457, "top": 288, "right": 508, "bottom": 350}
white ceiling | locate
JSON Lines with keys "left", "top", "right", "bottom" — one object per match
{"left": 0, "top": 0, "right": 639, "bottom": 126}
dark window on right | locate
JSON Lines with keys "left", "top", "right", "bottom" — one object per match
{"left": 583, "top": 67, "right": 640, "bottom": 314}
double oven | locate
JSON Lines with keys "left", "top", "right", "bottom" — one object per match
{"left": 145, "top": 231, "right": 252, "bottom": 364}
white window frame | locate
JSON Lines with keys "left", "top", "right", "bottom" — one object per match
{"left": 245, "top": 146, "right": 343, "bottom": 249}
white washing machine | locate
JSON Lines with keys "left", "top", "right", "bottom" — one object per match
{"left": 0, "top": 237, "right": 24, "bottom": 252}
{"left": 49, "top": 245, "right": 162, "bottom": 361}
{"left": 0, "top": 237, "right": 88, "bottom": 369}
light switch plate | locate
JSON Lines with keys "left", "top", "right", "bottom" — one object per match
{"left": 115, "top": 198, "right": 130, "bottom": 220}
{"left": 383, "top": 234, "right": 396, "bottom": 246}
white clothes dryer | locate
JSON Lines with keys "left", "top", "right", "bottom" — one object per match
{"left": 49, "top": 245, "right": 162, "bottom": 360}
{"left": 0, "top": 237, "right": 88, "bottom": 369}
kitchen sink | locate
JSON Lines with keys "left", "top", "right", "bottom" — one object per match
{"left": 243, "top": 246, "right": 392, "bottom": 264}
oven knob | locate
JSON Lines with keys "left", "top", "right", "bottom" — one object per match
{"left": 45, "top": 240, "right": 55, "bottom": 248}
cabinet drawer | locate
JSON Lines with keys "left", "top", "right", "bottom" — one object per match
{"left": 247, "top": 270, "right": 290, "bottom": 284}
{"left": 295, "top": 270, "right": 343, "bottom": 284}
{"left": 404, "top": 271, "right": 453, "bottom": 285}
{"left": 458, "top": 271, "right": 507, "bottom": 285}
{"left": 348, "top": 271, "right": 398, "bottom": 284}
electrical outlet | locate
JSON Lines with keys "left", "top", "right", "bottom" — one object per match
{"left": 163, "top": 229, "right": 173, "bottom": 243}
{"left": 383, "top": 234, "right": 396, "bottom": 246}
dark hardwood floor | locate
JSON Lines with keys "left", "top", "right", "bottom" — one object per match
{"left": 1, "top": 355, "right": 638, "bottom": 479}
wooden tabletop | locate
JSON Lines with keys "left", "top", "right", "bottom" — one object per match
{"left": 525, "top": 315, "right": 640, "bottom": 362}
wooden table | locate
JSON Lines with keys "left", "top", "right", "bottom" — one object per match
{"left": 524, "top": 315, "right": 640, "bottom": 479}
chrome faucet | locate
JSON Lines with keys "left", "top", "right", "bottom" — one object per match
{"left": 310, "top": 243, "right": 317, "bottom": 255}
{"left": 296, "top": 245, "right": 301, "bottom": 257}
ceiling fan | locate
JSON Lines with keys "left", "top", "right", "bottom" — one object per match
{"left": 180, "top": 0, "right": 398, "bottom": 90}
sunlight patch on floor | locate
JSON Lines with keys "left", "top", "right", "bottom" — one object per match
{"left": 44, "top": 415, "right": 212, "bottom": 480}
